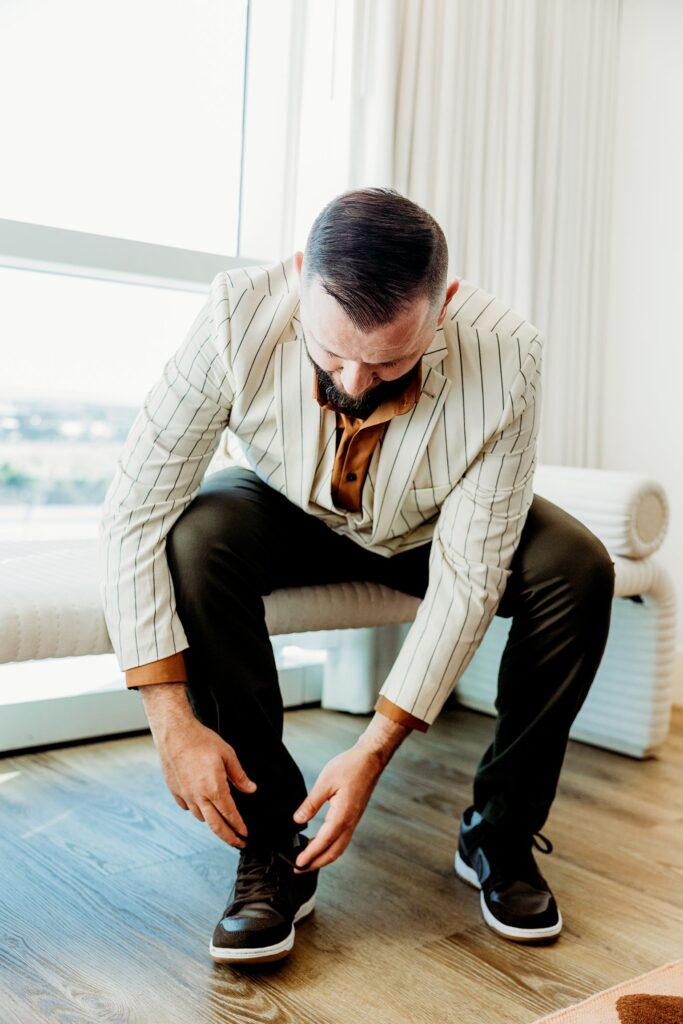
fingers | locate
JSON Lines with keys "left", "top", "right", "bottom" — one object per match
{"left": 199, "top": 800, "right": 248, "bottom": 848}
{"left": 223, "top": 747, "right": 258, "bottom": 795}
{"left": 183, "top": 792, "right": 248, "bottom": 847}
{"left": 186, "top": 800, "right": 205, "bottom": 823}
{"left": 294, "top": 813, "right": 345, "bottom": 870}
{"left": 210, "top": 776, "right": 250, "bottom": 841}
{"left": 293, "top": 777, "right": 332, "bottom": 825}
{"left": 173, "top": 790, "right": 246, "bottom": 841}
{"left": 295, "top": 825, "right": 353, "bottom": 872}
{"left": 166, "top": 736, "right": 257, "bottom": 843}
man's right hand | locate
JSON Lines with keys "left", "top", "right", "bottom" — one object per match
{"left": 139, "top": 681, "right": 257, "bottom": 849}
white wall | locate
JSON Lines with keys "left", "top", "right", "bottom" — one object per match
{"left": 601, "top": 0, "right": 683, "bottom": 697}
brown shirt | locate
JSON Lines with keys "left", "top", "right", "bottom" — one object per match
{"left": 312, "top": 361, "right": 423, "bottom": 513}
{"left": 125, "top": 362, "right": 430, "bottom": 732}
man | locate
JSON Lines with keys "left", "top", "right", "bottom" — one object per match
{"left": 98, "top": 188, "right": 615, "bottom": 964}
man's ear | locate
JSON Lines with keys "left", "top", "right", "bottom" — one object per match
{"left": 293, "top": 250, "right": 304, "bottom": 276}
{"left": 437, "top": 278, "right": 460, "bottom": 325}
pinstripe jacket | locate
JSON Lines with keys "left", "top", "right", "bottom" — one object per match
{"left": 98, "top": 254, "right": 544, "bottom": 728}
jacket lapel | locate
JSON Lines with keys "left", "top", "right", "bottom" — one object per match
{"left": 273, "top": 323, "right": 326, "bottom": 508}
{"left": 371, "top": 341, "right": 451, "bottom": 540}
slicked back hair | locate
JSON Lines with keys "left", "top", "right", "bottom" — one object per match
{"left": 301, "top": 187, "right": 449, "bottom": 332}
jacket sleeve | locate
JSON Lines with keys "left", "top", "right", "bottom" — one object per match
{"left": 98, "top": 272, "right": 235, "bottom": 673}
{"left": 375, "top": 335, "right": 544, "bottom": 728}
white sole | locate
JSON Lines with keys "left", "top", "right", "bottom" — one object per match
{"left": 454, "top": 851, "right": 482, "bottom": 890}
{"left": 209, "top": 892, "right": 316, "bottom": 964}
{"left": 454, "top": 851, "right": 563, "bottom": 942}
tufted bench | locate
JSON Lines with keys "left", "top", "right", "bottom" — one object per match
{"left": 0, "top": 464, "right": 677, "bottom": 758}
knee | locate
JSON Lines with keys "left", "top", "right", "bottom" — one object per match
{"left": 561, "top": 533, "right": 616, "bottom": 610}
{"left": 166, "top": 505, "right": 204, "bottom": 586}
{"left": 166, "top": 492, "right": 236, "bottom": 583}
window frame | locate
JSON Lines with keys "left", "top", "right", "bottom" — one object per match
{"left": 0, "top": 0, "right": 289, "bottom": 748}
{"left": 0, "top": 218, "right": 263, "bottom": 293}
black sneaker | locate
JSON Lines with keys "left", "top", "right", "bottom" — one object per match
{"left": 454, "top": 806, "right": 562, "bottom": 942}
{"left": 210, "top": 832, "right": 318, "bottom": 964}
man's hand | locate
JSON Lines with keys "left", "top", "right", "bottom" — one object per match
{"left": 140, "top": 682, "right": 257, "bottom": 849}
{"left": 290, "top": 745, "right": 383, "bottom": 872}
{"left": 292, "top": 712, "right": 412, "bottom": 872}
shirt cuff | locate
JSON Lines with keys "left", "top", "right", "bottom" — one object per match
{"left": 374, "top": 694, "right": 429, "bottom": 733}
{"left": 125, "top": 651, "right": 188, "bottom": 689}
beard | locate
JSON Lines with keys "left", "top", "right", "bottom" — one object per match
{"left": 309, "top": 356, "right": 421, "bottom": 419}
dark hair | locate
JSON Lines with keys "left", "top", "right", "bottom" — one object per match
{"left": 301, "top": 187, "right": 448, "bottom": 332}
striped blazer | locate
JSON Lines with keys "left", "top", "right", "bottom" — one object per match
{"left": 98, "top": 254, "right": 544, "bottom": 727}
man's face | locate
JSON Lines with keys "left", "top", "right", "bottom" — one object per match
{"left": 294, "top": 252, "right": 457, "bottom": 419}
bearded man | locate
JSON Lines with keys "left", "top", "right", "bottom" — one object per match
{"left": 98, "top": 187, "right": 615, "bottom": 963}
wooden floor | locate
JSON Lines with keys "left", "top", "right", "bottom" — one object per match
{"left": 1, "top": 704, "right": 682, "bottom": 1024}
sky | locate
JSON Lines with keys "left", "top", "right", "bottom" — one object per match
{"left": 0, "top": 266, "right": 206, "bottom": 407}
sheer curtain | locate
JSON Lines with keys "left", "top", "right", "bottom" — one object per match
{"left": 352, "top": 0, "right": 622, "bottom": 468}
{"left": 244, "top": 0, "right": 622, "bottom": 467}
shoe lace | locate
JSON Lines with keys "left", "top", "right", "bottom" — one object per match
{"left": 230, "top": 844, "right": 298, "bottom": 909}
{"left": 232, "top": 849, "right": 284, "bottom": 906}
{"left": 531, "top": 832, "right": 553, "bottom": 855}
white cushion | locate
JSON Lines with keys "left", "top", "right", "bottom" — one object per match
{"left": 0, "top": 464, "right": 672, "bottom": 665}
{"left": 0, "top": 541, "right": 421, "bottom": 663}
{"left": 0, "top": 539, "right": 668, "bottom": 665}
{"left": 533, "top": 464, "right": 669, "bottom": 558}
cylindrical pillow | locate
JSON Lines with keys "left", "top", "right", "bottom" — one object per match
{"left": 532, "top": 464, "right": 669, "bottom": 558}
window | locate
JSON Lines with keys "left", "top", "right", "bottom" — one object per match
{"left": 0, "top": 0, "right": 360, "bottom": 750}
{"left": 0, "top": 0, "right": 251, "bottom": 744}
{"left": 0, "top": 0, "right": 247, "bottom": 253}
{"left": 0, "top": 266, "right": 206, "bottom": 517}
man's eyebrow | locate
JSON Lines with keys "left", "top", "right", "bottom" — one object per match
{"left": 308, "top": 328, "right": 413, "bottom": 366}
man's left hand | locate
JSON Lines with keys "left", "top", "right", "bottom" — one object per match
{"left": 291, "top": 743, "right": 385, "bottom": 872}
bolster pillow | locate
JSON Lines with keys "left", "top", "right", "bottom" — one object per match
{"left": 532, "top": 464, "right": 669, "bottom": 558}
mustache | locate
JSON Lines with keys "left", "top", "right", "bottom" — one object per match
{"left": 313, "top": 362, "right": 417, "bottom": 417}
{"left": 302, "top": 336, "right": 419, "bottom": 417}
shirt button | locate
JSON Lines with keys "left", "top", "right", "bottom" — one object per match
{"left": 346, "top": 472, "right": 357, "bottom": 482}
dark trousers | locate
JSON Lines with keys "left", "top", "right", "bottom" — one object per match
{"left": 165, "top": 466, "right": 616, "bottom": 844}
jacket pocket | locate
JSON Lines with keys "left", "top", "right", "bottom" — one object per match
{"left": 401, "top": 483, "right": 454, "bottom": 519}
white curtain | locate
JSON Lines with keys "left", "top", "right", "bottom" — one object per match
{"left": 347, "top": 0, "right": 623, "bottom": 468}
{"left": 245, "top": 0, "right": 622, "bottom": 468}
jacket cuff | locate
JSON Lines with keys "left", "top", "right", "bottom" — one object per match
{"left": 125, "top": 651, "right": 188, "bottom": 689}
{"left": 374, "top": 694, "right": 429, "bottom": 733}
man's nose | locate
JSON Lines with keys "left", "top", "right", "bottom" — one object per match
{"left": 339, "top": 363, "right": 376, "bottom": 396}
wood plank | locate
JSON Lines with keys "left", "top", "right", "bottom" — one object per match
{"left": 0, "top": 706, "right": 682, "bottom": 1023}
